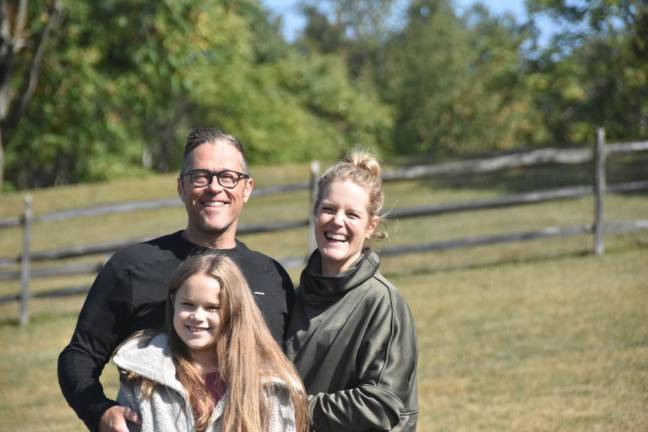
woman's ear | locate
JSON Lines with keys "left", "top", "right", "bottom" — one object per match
{"left": 366, "top": 216, "right": 380, "bottom": 239}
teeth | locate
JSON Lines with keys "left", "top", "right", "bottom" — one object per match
{"left": 203, "top": 201, "right": 226, "bottom": 207}
{"left": 325, "top": 232, "right": 347, "bottom": 241}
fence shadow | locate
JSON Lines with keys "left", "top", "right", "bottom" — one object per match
{"left": 0, "top": 316, "right": 20, "bottom": 326}
{"left": 383, "top": 234, "right": 648, "bottom": 279}
{"left": 384, "top": 249, "right": 588, "bottom": 279}
{"left": 0, "top": 305, "right": 81, "bottom": 328}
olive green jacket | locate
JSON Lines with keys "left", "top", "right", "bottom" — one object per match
{"left": 285, "top": 250, "right": 418, "bottom": 431}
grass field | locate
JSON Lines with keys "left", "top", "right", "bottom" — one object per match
{"left": 1, "top": 157, "right": 647, "bottom": 431}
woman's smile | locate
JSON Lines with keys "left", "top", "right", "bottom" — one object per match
{"left": 315, "top": 180, "right": 378, "bottom": 276}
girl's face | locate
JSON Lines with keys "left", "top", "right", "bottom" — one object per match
{"left": 173, "top": 273, "right": 223, "bottom": 364}
{"left": 315, "top": 179, "right": 378, "bottom": 276}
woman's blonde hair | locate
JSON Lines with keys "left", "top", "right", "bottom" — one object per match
{"left": 314, "top": 149, "right": 385, "bottom": 239}
{"left": 163, "top": 253, "right": 308, "bottom": 432}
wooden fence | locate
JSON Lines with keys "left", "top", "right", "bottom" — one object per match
{"left": 1, "top": 129, "right": 648, "bottom": 325}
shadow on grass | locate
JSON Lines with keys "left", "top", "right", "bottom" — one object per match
{"left": 384, "top": 249, "right": 587, "bottom": 279}
{"left": 0, "top": 308, "right": 79, "bottom": 328}
{"left": 0, "top": 316, "right": 21, "bottom": 326}
{"left": 384, "top": 237, "right": 648, "bottom": 279}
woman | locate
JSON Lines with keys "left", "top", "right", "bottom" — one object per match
{"left": 112, "top": 253, "right": 308, "bottom": 432}
{"left": 285, "top": 151, "right": 418, "bottom": 431}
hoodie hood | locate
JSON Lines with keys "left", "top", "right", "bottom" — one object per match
{"left": 112, "top": 332, "right": 186, "bottom": 396}
{"left": 113, "top": 332, "right": 296, "bottom": 392}
{"left": 299, "top": 249, "right": 379, "bottom": 308}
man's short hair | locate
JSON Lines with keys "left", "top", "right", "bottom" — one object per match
{"left": 181, "top": 128, "right": 248, "bottom": 174}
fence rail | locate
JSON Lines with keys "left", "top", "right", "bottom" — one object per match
{"left": 0, "top": 182, "right": 312, "bottom": 228}
{"left": 1, "top": 179, "right": 646, "bottom": 284}
{"left": 382, "top": 141, "right": 648, "bottom": 180}
{"left": 1, "top": 132, "right": 648, "bottom": 319}
{"left": 2, "top": 178, "right": 647, "bottom": 270}
{"left": 2, "top": 141, "right": 646, "bottom": 230}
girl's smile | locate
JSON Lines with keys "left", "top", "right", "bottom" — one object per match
{"left": 172, "top": 273, "right": 222, "bottom": 371}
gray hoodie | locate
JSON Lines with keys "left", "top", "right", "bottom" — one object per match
{"left": 112, "top": 333, "right": 297, "bottom": 432}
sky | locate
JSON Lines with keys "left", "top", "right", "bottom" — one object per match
{"left": 262, "top": 0, "right": 554, "bottom": 43}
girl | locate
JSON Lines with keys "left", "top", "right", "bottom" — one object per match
{"left": 112, "top": 253, "right": 308, "bottom": 432}
{"left": 285, "top": 150, "right": 418, "bottom": 431}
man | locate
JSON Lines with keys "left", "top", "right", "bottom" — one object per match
{"left": 58, "top": 128, "right": 294, "bottom": 432}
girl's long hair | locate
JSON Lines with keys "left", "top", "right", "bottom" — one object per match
{"left": 166, "top": 252, "right": 308, "bottom": 432}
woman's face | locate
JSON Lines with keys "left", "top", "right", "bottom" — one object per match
{"left": 315, "top": 180, "right": 378, "bottom": 276}
{"left": 173, "top": 273, "right": 222, "bottom": 366}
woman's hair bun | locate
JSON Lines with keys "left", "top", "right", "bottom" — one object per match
{"left": 345, "top": 149, "right": 381, "bottom": 180}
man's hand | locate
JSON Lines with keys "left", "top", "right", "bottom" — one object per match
{"left": 99, "top": 405, "right": 141, "bottom": 432}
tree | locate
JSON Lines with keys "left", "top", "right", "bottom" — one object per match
{"left": 4, "top": 0, "right": 393, "bottom": 189}
{"left": 6, "top": 0, "right": 160, "bottom": 188}
{"left": 525, "top": 0, "right": 648, "bottom": 145}
{"left": 0, "top": 0, "right": 62, "bottom": 191}
{"left": 382, "top": 0, "right": 541, "bottom": 157}
{"left": 298, "top": 0, "right": 401, "bottom": 80}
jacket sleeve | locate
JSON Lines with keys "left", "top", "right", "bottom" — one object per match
{"left": 309, "top": 291, "right": 418, "bottom": 432}
{"left": 57, "top": 259, "right": 135, "bottom": 431}
{"left": 266, "top": 385, "right": 298, "bottom": 432}
{"left": 116, "top": 380, "right": 142, "bottom": 432}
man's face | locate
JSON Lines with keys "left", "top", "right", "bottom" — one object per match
{"left": 177, "top": 141, "right": 253, "bottom": 248}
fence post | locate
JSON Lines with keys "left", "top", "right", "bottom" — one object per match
{"left": 20, "top": 194, "right": 33, "bottom": 326}
{"left": 308, "top": 161, "right": 321, "bottom": 258}
{"left": 593, "top": 128, "right": 606, "bottom": 256}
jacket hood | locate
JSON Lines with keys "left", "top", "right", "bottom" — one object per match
{"left": 112, "top": 332, "right": 186, "bottom": 395}
{"left": 299, "top": 249, "right": 379, "bottom": 307}
{"left": 113, "top": 332, "right": 297, "bottom": 392}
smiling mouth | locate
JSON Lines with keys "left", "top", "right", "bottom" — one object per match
{"left": 325, "top": 232, "right": 347, "bottom": 242}
{"left": 186, "top": 325, "right": 210, "bottom": 333}
{"left": 202, "top": 200, "right": 227, "bottom": 208}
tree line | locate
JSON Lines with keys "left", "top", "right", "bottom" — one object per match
{"left": 1, "top": 0, "right": 646, "bottom": 190}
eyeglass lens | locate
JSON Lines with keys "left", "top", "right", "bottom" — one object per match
{"left": 189, "top": 170, "right": 242, "bottom": 188}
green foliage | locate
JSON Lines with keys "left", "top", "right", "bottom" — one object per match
{"left": 297, "top": 0, "right": 647, "bottom": 157}
{"left": 526, "top": 1, "right": 648, "bottom": 145}
{"left": 6, "top": 1, "right": 142, "bottom": 187}
{"left": 3, "top": 0, "right": 647, "bottom": 190}
{"left": 4, "top": 0, "right": 392, "bottom": 190}
{"left": 298, "top": 0, "right": 400, "bottom": 80}
{"left": 382, "top": 0, "right": 543, "bottom": 157}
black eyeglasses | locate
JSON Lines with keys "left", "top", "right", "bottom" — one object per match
{"left": 181, "top": 169, "right": 250, "bottom": 189}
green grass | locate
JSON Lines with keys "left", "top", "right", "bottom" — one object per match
{"left": 398, "top": 243, "right": 648, "bottom": 431}
{"left": 1, "top": 158, "right": 647, "bottom": 431}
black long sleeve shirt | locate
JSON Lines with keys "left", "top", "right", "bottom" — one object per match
{"left": 58, "top": 231, "right": 294, "bottom": 431}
